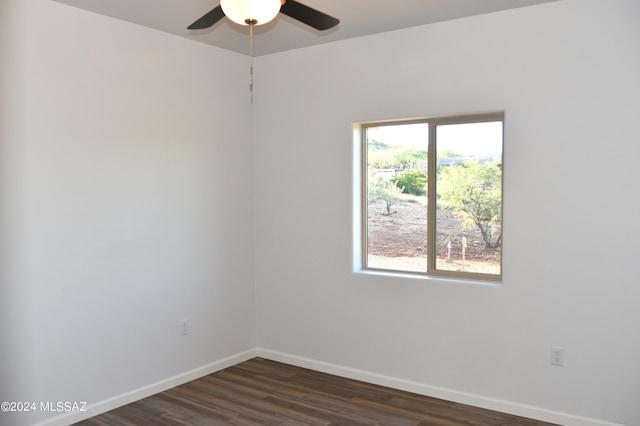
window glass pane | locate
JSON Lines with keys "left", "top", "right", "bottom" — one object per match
{"left": 435, "top": 122, "right": 502, "bottom": 276}
{"left": 365, "top": 123, "right": 429, "bottom": 272}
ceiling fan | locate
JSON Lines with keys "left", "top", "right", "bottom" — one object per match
{"left": 187, "top": 0, "right": 340, "bottom": 31}
{"left": 188, "top": 0, "right": 339, "bottom": 95}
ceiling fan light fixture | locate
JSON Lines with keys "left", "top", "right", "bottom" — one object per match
{"left": 220, "top": 0, "right": 282, "bottom": 26}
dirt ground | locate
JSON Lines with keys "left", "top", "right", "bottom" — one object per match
{"left": 367, "top": 199, "right": 501, "bottom": 273}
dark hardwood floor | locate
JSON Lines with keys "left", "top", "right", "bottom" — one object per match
{"left": 75, "top": 358, "right": 557, "bottom": 426}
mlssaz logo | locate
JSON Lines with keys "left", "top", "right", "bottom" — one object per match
{"left": 40, "top": 401, "right": 88, "bottom": 412}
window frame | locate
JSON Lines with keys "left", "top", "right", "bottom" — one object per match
{"left": 359, "top": 112, "right": 504, "bottom": 283}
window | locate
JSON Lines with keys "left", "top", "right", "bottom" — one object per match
{"left": 359, "top": 112, "right": 503, "bottom": 282}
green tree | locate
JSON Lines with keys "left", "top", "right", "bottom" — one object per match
{"left": 392, "top": 148, "right": 427, "bottom": 170}
{"left": 368, "top": 140, "right": 390, "bottom": 150}
{"left": 367, "top": 148, "right": 396, "bottom": 169}
{"left": 438, "top": 161, "right": 502, "bottom": 248}
{"left": 368, "top": 170, "right": 403, "bottom": 215}
{"left": 367, "top": 144, "right": 427, "bottom": 171}
{"left": 391, "top": 169, "right": 427, "bottom": 196}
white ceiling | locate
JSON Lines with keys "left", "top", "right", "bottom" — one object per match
{"left": 53, "top": 0, "right": 559, "bottom": 56}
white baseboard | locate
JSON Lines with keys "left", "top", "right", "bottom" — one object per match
{"left": 256, "top": 348, "right": 624, "bottom": 426}
{"left": 33, "top": 347, "right": 623, "bottom": 426}
{"left": 35, "top": 348, "right": 257, "bottom": 426}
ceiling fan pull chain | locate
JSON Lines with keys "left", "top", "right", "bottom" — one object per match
{"left": 249, "top": 20, "right": 254, "bottom": 95}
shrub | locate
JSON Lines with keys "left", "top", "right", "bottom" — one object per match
{"left": 391, "top": 169, "right": 427, "bottom": 196}
{"left": 368, "top": 170, "right": 402, "bottom": 215}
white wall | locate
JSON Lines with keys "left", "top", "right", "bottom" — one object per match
{"left": 1, "top": 1, "right": 255, "bottom": 425}
{"left": 254, "top": 1, "right": 640, "bottom": 425}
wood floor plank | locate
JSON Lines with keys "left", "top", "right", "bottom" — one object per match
{"left": 74, "top": 358, "right": 558, "bottom": 426}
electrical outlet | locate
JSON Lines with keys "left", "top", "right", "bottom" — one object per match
{"left": 180, "top": 319, "right": 189, "bottom": 336}
{"left": 550, "top": 346, "right": 564, "bottom": 366}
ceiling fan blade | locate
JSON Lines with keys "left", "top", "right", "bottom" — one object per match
{"left": 280, "top": 0, "right": 339, "bottom": 31}
{"left": 188, "top": 5, "right": 225, "bottom": 30}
